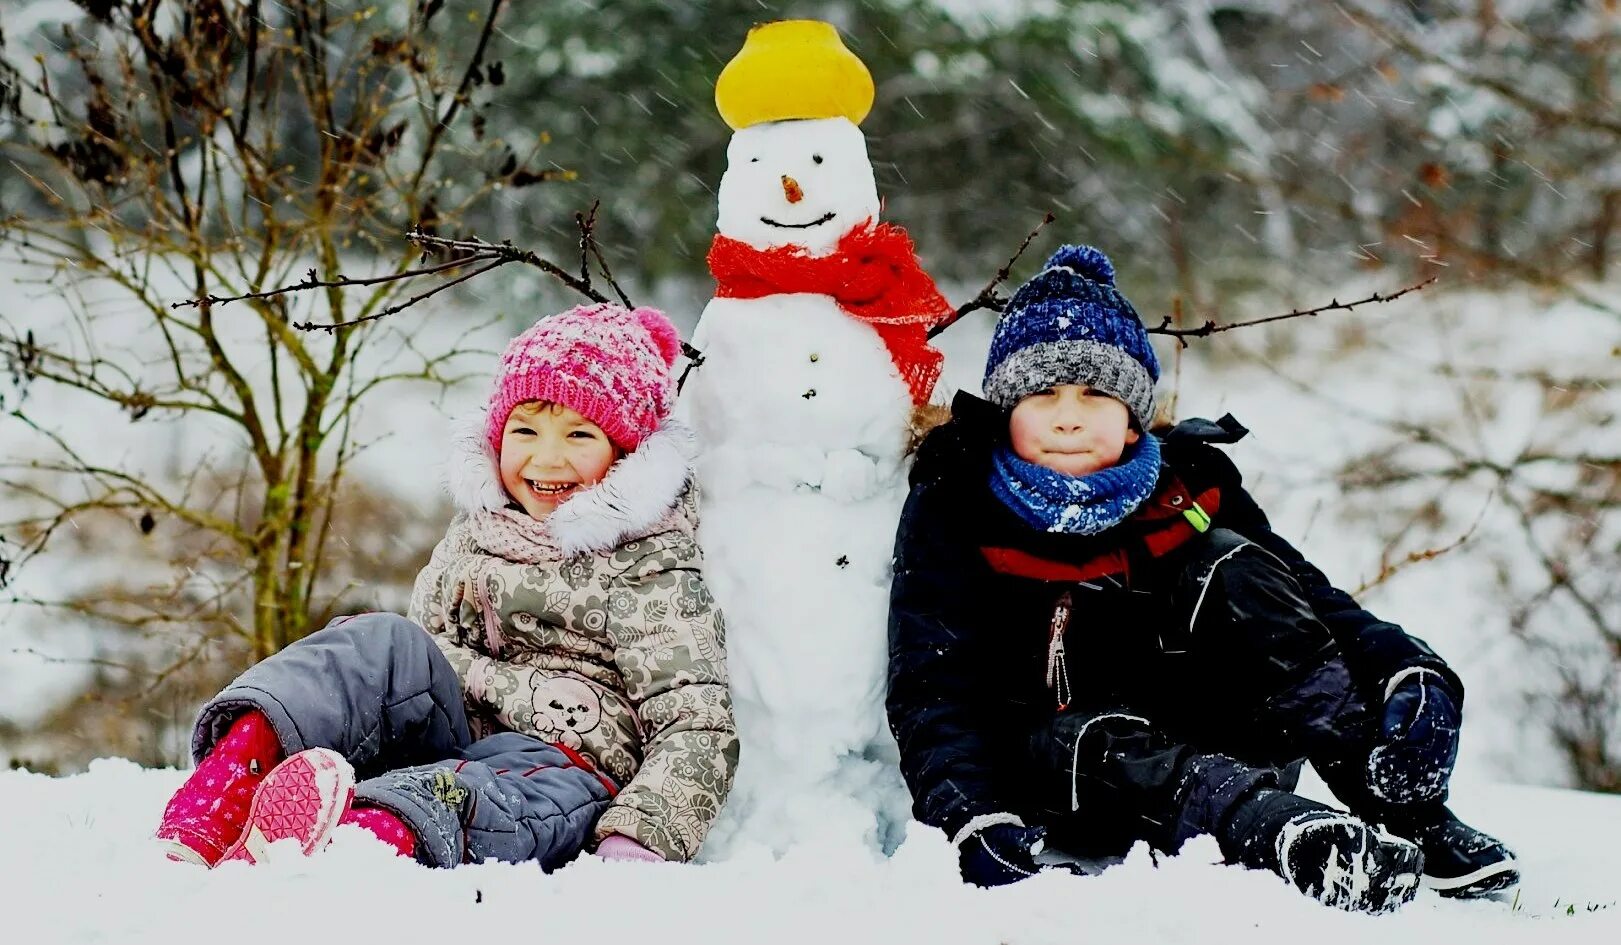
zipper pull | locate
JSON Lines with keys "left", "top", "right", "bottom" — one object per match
{"left": 1045, "top": 591, "right": 1073, "bottom": 691}
{"left": 1182, "top": 500, "right": 1212, "bottom": 533}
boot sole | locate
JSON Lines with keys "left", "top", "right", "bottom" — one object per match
{"left": 153, "top": 837, "right": 212, "bottom": 867}
{"left": 1425, "top": 857, "right": 1520, "bottom": 898}
{"left": 1279, "top": 815, "right": 1423, "bottom": 913}
{"left": 216, "top": 748, "right": 355, "bottom": 865}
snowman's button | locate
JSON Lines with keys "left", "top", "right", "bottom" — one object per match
{"left": 803, "top": 389, "right": 817, "bottom": 399}
{"left": 809, "top": 352, "right": 820, "bottom": 363}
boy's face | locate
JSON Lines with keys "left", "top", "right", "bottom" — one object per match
{"left": 499, "top": 401, "right": 620, "bottom": 521}
{"left": 1009, "top": 384, "right": 1140, "bottom": 477}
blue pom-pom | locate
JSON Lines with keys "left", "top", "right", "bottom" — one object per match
{"left": 1043, "top": 244, "right": 1115, "bottom": 286}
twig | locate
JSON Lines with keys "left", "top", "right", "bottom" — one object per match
{"left": 1351, "top": 488, "right": 1493, "bottom": 596}
{"left": 676, "top": 348, "right": 706, "bottom": 393}
{"left": 930, "top": 212, "right": 1055, "bottom": 338}
{"left": 237, "top": 0, "right": 262, "bottom": 143}
{"left": 577, "top": 200, "right": 632, "bottom": 308}
{"left": 7, "top": 646, "right": 146, "bottom": 673}
{"left": 1150, "top": 276, "right": 1437, "bottom": 348}
{"left": 408, "top": 0, "right": 508, "bottom": 196}
{"left": 169, "top": 255, "right": 486, "bottom": 311}
{"left": 293, "top": 258, "right": 511, "bottom": 331}
{"left": 1500, "top": 486, "right": 1620, "bottom": 652}
{"left": 576, "top": 204, "right": 592, "bottom": 287}
{"left": 172, "top": 225, "right": 602, "bottom": 324}
{"left": 405, "top": 230, "right": 604, "bottom": 299}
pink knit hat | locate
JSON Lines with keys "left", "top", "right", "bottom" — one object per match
{"left": 484, "top": 303, "right": 683, "bottom": 453}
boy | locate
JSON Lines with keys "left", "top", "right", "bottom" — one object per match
{"left": 887, "top": 245, "right": 1516, "bottom": 912}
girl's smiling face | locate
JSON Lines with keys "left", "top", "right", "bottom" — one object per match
{"left": 498, "top": 401, "right": 620, "bottom": 520}
{"left": 1008, "top": 384, "right": 1139, "bottom": 477}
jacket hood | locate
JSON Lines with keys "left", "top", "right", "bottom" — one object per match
{"left": 446, "top": 410, "right": 699, "bottom": 557}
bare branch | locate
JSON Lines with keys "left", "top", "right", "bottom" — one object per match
{"left": 5, "top": 646, "right": 148, "bottom": 674}
{"left": 930, "top": 212, "right": 1055, "bottom": 338}
{"left": 406, "top": 229, "right": 607, "bottom": 299}
{"left": 6, "top": 410, "right": 248, "bottom": 543}
{"left": 1150, "top": 277, "right": 1437, "bottom": 348}
{"left": 172, "top": 254, "right": 491, "bottom": 312}
{"left": 1500, "top": 486, "right": 1620, "bottom": 654}
{"left": 409, "top": 0, "right": 509, "bottom": 200}
{"left": 171, "top": 219, "right": 639, "bottom": 335}
{"left": 577, "top": 200, "right": 633, "bottom": 308}
{"left": 1351, "top": 490, "right": 1494, "bottom": 596}
{"left": 294, "top": 258, "right": 511, "bottom": 331}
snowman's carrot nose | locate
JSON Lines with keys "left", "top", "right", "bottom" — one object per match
{"left": 781, "top": 175, "right": 804, "bottom": 204}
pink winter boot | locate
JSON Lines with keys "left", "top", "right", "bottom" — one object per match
{"left": 216, "top": 748, "right": 356, "bottom": 865}
{"left": 339, "top": 805, "right": 418, "bottom": 859}
{"left": 154, "top": 710, "right": 284, "bottom": 866}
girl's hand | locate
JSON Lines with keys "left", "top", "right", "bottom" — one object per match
{"left": 595, "top": 834, "right": 664, "bottom": 863}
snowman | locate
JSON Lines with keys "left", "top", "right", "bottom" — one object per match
{"left": 682, "top": 20, "right": 955, "bottom": 858}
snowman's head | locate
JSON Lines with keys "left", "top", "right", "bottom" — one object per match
{"left": 717, "top": 117, "right": 879, "bottom": 256}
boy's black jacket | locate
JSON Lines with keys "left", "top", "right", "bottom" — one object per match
{"left": 886, "top": 392, "right": 1461, "bottom": 840}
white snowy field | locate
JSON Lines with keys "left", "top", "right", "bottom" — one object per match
{"left": 2, "top": 759, "right": 1616, "bottom": 945}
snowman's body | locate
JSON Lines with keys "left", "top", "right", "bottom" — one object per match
{"left": 684, "top": 117, "right": 921, "bottom": 856}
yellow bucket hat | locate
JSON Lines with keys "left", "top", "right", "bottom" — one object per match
{"left": 714, "top": 20, "right": 875, "bottom": 131}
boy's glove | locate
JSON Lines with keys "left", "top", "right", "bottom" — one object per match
{"left": 1366, "top": 667, "right": 1459, "bottom": 805}
{"left": 955, "top": 817, "right": 1056, "bottom": 888}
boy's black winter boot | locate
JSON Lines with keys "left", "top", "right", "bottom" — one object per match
{"left": 1221, "top": 788, "right": 1423, "bottom": 914}
{"left": 1379, "top": 804, "right": 1519, "bottom": 899}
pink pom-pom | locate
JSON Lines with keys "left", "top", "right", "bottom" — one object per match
{"left": 634, "top": 306, "right": 683, "bottom": 367}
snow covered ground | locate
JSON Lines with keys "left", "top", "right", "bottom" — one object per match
{"left": 3, "top": 759, "right": 1616, "bottom": 944}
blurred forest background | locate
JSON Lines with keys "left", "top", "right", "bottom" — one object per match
{"left": 0, "top": 1, "right": 1616, "bottom": 794}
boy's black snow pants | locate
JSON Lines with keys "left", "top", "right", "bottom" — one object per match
{"left": 193, "top": 612, "right": 615, "bottom": 870}
{"left": 1016, "top": 528, "right": 1385, "bottom": 857}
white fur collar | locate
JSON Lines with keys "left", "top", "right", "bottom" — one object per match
{"left": 445, "top": 411, "right": 698, "bottom": 557}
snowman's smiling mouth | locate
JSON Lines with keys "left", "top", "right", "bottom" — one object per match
{"left": 760, "top": 212, "right": 836, "bottom": 229}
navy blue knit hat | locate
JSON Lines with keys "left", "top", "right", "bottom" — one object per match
{"left": 982, "top": 244, "right": 1159, "bottom": 427}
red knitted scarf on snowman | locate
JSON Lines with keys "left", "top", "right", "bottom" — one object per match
{"left": 707, "top": 220, "right": 954, "bottom": 406}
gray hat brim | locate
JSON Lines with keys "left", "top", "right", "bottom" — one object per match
{"left": 983, "top": 339, "right": 1156, "bottom": 427}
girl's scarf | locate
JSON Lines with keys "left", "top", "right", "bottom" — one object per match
{"left": 465, "top": 506, "right": 569, "bottom": 564}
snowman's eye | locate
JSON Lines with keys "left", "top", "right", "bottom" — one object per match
{"left": 812, "top": 154, "right": 824, "bottom": 164}
{"left": 749, "top": 157, "right": 759, "bottom": 163}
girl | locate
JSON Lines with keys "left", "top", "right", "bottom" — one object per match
{"left": 153, "top": 303, "right": 738, "bottom": 869}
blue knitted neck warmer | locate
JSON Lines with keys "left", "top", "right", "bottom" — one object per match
{"left": 990, "top": 434, "right": 1163, "bottom": 535}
